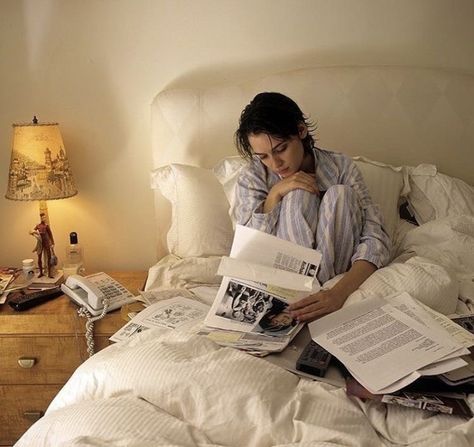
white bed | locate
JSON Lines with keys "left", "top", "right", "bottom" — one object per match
{"left": 16, "top": 66, "right": 474, "bottom": 446}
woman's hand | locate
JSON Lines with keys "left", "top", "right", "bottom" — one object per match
{"left": 264, "top": 171, "right": 318, "bottom": 213}
{"left": 289, "top": 261, "right": 378, "bottom": 323}
{"left": 288, "top": 288, "right": 346, "bottom": 323}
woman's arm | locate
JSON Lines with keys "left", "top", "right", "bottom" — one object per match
{"left": 288, "top": 259, "right": 376, "bottom": 322}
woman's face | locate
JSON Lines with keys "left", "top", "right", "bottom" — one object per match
{"left": 248, "top": 125, "right": 308, "bottom": 178}
{"left": 270, "top": 309, "right": 294, "bottom": 328}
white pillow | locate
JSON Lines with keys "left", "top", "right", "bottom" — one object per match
{"left": 353, "top": 157, "right": 408, "bottom": 239}
{"left": 150, "top": 164, "right": 234, "bottom": 258}
{"left": 213, "top": 156, "right": 247, "bottom": 227}
{"left": 406, "top": 164, "right": 474, "bottom": 224}
{"left": 214, "top": 155, "right": 408, "bottom": 240}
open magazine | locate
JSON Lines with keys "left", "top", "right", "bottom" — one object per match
{"left": 111, "top": 226, "right": 322, "bottom": 356}
{"left": 201, "top": 225, "right": 322, "bottom": 355}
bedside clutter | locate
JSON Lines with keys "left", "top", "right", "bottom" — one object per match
{"left": 0, "top": 271, "right": 147, "bottom": 446}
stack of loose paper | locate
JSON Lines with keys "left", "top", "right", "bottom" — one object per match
{"left": 309, "top": 292, "right": 474, "bottom": 394}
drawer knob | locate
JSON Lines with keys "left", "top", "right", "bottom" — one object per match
{"left": 23, "top": 411, "right": 43, "bottom": 422}
{"left": 18, "top": 357, "right": 37, "bottom": 368}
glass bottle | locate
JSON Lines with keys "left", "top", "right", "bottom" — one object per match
{"left": 64, "top": 232, "right": 85, "bottom": 277}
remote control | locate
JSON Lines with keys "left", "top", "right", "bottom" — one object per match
{"left": 296, "top": 340, "right": 332, "bottom": 377}
{"left": 8, "top": 286, "right": 63, "bottom": 311}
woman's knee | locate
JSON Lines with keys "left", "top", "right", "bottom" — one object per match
{"left": 320, "top": 185, "right": 362, "bottom": 220}
{"left": 323, "top": 184, "right": 357, "bottom": 204}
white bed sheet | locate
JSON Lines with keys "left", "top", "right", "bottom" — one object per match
{"left": 16, "top": 327, "right": 474, "bottom": 447}
{"left": 15, "top": 216, "right": 474, "bottom": 447}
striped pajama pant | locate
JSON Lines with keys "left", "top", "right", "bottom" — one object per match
{"left": 275, "top": 185, "right": 363, "bottom": 284}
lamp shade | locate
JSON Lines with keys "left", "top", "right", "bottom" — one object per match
{"left": 5, "top": 121, "right": 77, "bottom": 201}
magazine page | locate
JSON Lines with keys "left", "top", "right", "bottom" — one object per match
{"left": 204, "top": 276, "right": 304, "bottom": 336}
{"left": 204, "top": 226, "right": 320, "bottom": 341}
{"left": 308, "top": 293, "right": 466, "bottom": 394}
{"left": 218, "top": 257, "right": 315, "bottom": 293}
{"left": 231, "top": 225, "right": 322, "bottom": 281}
{"left": 345, "top": 377, "right": 473, "bottom": 418}
{"left": 110, "top": 297, "right": 209, "bottom": 343}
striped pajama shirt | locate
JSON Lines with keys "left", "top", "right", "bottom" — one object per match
{"left": 232, "top": 148, "right": 391, "bottom": 284}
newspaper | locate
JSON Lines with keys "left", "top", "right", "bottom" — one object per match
{"left": 110, "top": 297, "right": 209, "bottom": 342}
{"left": 203, "top": 225, "right": 322, "bottom": 354}
{"left": 308, "top": 292, "right": 473, "bottom": 394}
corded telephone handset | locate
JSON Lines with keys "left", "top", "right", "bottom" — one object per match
{"left": 61, "top": 272, "right": 136, "bottom": 316}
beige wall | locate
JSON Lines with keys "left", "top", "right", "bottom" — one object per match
{"left": 1, "top": 0, "right": 473, "bottom": 272}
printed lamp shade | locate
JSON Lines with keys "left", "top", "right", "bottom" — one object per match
{"left": 5, "top": 121, "right": 78, "bottom": 201}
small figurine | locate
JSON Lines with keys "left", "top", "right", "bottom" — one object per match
{"left": 30, "top": 212, "right": 56, "bottom": 278}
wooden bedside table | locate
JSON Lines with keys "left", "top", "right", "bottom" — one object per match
{"left": 0, "top": 271, "right": 147, "bottom": 446}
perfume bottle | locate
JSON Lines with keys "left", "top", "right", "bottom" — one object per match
{"left": 64, "top": 232, "right": 85, "bottom": 277}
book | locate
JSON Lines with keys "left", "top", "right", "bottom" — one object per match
{"left": 28, "top": 270, "right": 65, "bottom": 289}
{"left": 308, "top": 292, "right": 474, "bottom": 394}
{"left": 202, "top": 225, "right": 322, "bottom": 355}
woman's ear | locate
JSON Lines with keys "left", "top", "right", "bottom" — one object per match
{"left": 298, "top": 123, "right": 308, "bottom": 139}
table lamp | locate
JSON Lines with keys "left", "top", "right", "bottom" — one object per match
{"left": 5, "top": 117, "right": 77, "bottom": 276}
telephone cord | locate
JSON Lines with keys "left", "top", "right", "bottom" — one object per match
{"left": 77, "top": 299, "right": 109, "bottom": 357}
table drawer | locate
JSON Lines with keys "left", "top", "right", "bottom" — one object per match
{"left": 0, "top": 336, "right": 85, "bottom": 384}
{"left": 0, "top": 383, "right": 63, "bottom": 446}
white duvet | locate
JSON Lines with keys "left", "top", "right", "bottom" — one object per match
{"left": 16, "top": 216, "right": 474, "bottom": 447}
{"left": 16, "top": 328, "right": 474, "bottom": 447}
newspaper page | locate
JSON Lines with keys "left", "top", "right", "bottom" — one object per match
{"left": 230, "top": 224, "right": 322, "bottom": 280}
{"left": 308, "top": 293, "right": 466, "bottom": 394}
{"left": 203, "top": 225, "right": 322, "bottom": 350}
{"left": 110, "top": 297, "right": 209, "bottom": 343}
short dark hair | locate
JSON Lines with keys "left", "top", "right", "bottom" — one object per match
{"left": 258, "top": 299, "right": 296, "bottom": 332}
{"left": 234, "top": 92, "right": 316, "bottom": 159}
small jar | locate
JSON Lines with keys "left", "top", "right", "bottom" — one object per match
{"left": 22, "top": 259, "right": 35, "bottom": 278}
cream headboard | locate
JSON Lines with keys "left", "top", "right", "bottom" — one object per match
{"left": 151, "top": 65, "right": 474, "bottom": 259}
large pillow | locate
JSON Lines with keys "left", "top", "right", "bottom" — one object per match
{"left": 214, "top": 155, "right": 408, "bottom": 240}
{"left": 406, "top": 164, "right": 474, "bottom": 225}
{"left": 352, "top": 157, "right": 408, "bottom": 239}
{"left": 150, "top": 164, "right": 234, "bottom": 258}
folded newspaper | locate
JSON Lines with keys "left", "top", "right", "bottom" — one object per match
{"left": 308, "top": 291, "right": 474, "bottom": 394}
{"left": 201, "top": 225, "right": 322, "bottom": 355}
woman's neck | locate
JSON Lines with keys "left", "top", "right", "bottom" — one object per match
{"left": 301, "top": 151, "right": 315, "bottom": 173}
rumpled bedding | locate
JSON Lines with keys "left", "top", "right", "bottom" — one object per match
{"left": 15, "top": 328, "right": 474, "bottom": 447}
{"left": 15, "top": 215, "right": 474, "bottom": 447}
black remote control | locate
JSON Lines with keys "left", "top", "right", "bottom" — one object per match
{"left": 8, "top": 287, "right": 63, "bottom": 311}
{"left": 296, "top": 340, "right": 332, "bottom": 377}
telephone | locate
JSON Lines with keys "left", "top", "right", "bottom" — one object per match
{"left": 61, "top": 272, "right": 136, "bottom": 316}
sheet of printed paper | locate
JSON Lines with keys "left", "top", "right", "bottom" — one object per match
{"left": 138, "top": 288, "right": 196, "bottom": 305}
{"left": 230, "top": 225, "right": 322, "bottom": 283}
{"left": 110, "top": 297, "right": 210, "bottom": 342}
{"left": 218, "top": 256, "right": 314, "bottom": 292}
{"left": 308, "top": 294, "right": 465, "bottom": 393}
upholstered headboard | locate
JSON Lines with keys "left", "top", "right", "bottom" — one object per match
{"left": 151, "top": 65, "right": 474, "bottom": 259}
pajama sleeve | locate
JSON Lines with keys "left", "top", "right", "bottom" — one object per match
{"left": 232, "top": 160, "right": 281, "bottom": 235}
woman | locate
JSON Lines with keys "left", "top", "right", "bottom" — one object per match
{"left": 233, "top": 92, "right": 391, "bottom": 323}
